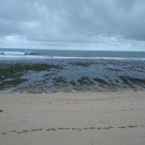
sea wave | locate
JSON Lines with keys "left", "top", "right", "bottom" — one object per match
{"left": 0, "top": 50, "right": 145, "bottom": 61}
{"left": 0, "top": 51, "right": 26, "bottom": 55}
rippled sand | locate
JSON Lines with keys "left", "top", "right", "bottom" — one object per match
{"left": 0, "top": 90, "right": 145, "bottom": 145}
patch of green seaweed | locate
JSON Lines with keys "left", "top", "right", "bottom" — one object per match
{"left": 0, "top": 63, "right": 63, "bottom": 90}
{"left": 0, "top": 79, "right": 26, "bottom": 90}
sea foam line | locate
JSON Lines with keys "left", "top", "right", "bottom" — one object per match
{"left": 0, "top": 55, "right": 145, "bottom": 61}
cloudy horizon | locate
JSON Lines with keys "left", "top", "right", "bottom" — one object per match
{"left": 0, "top": 0, "right": 145, "bottom": 51}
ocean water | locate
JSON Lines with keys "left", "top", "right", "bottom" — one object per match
{"left": 0, "top": 48, "right": 145, "bottom": 93}
{"left": 0, "top": 48, "right": 145, "bottom": 60}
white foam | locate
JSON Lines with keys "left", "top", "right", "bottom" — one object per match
{"left": 1, "top": 51, "right": 26, "bottom": 56}
{"left": 0, "top": 55, "right": 46, "bottom": 60}
{"left": 0, "top": 54, "right": 145, "bottom": 61}
{"left": 51, "top": 56, "right": 145, "bottom": 60}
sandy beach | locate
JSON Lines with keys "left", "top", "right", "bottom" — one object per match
{"left": 1, "top": 0, "right": 145, "bottom": 144}
{"left": 0, "top": 90, "right": 145, "bottom": 145}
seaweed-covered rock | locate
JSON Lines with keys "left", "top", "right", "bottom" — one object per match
{"left": 78, "top": 77, "right": 95, "bottom": 86}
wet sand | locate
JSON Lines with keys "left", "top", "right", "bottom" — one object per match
{"left": 0, "top": 90, "right": 145, "bottom": 145}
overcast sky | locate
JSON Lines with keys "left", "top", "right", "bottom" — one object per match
{"left": 0, "top": 0, "right": 145, "bottom": 50}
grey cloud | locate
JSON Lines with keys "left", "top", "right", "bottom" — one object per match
{"left": 0, "top": 0, "right": 145, "bottom": 44}
{"left": 115, "top": 0, "right": 136, "bottom": 10}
